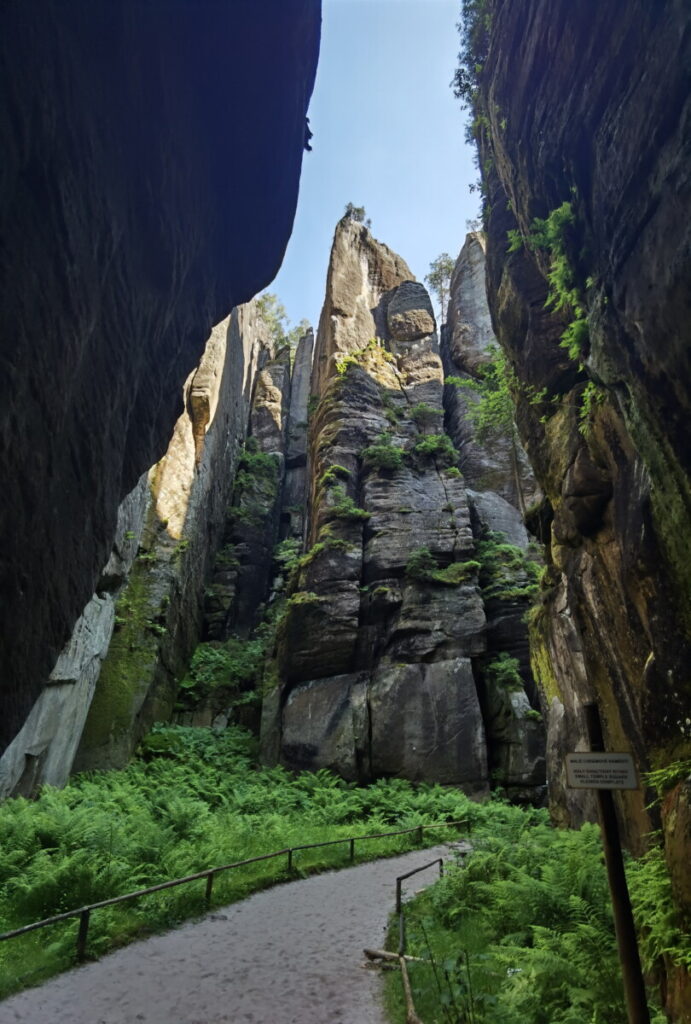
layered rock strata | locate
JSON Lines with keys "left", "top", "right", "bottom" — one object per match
{"left": 470, "top": 0, "right": 691, "bottom": 1015}
{"left": 261, "top": 219, "right": 545, "bottom": 796}
{"left": 0, "top": 0, "right": 320, "bottom": 752}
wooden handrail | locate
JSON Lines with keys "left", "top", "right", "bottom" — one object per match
{"left": 0, "top": 819, "right": 468, "bottom": 961}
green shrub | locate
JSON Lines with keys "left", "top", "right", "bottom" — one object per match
{"left": 412, "top": 433, "right": 458, "bottom": 467}
{"left": 405, "top": 546, "right": 479, "bottom": 586}
{"left": 362, "top": 434, "right": 405, "bottom": 472}
{"left": 485, "top": 651, "right": 523, "bottom": 691}
{"left": 409, "top": 402, "right": 443, "bottom": 428}
{"left": 177, "top": 636, "right": 265, "bottom": 708}
{"left": 318, "top": 464, "right": 352, "bottom": 489}
{"left": 476, "top": 531, "right": 540, "bottom": 602}
{"left": 384, "top": 818, "right": 653, "bottom": 1024}
{"left": 323, "top": 485, "right": 370, "bottom": 522}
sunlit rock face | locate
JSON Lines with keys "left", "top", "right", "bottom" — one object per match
{"left": 0, "top": 0, "right": 320, "bottom": 753}
{"left": 473, "top": 0, "right": 690, "bottom": 1015}
{"left": 262, "top": 218, "right": 545, "bottom": 797}
{"left": 0, "top": 306, "right": 271, "bottom": 786}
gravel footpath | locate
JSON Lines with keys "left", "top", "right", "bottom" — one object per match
{"left": 0, "top": 844, "right": 452, "bottom": 1024}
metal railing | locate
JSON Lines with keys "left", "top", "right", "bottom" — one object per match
{"left": 0, "top": 819, "right": 467, "bottom": 962}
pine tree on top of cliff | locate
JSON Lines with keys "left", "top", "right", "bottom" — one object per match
{"left": 425, "top": 252, "right": 455, "bottom": 324}
{"left": 343, "top": 203, "right": 371, "bottom": 228}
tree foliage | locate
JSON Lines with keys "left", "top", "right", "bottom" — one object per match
{"left": 425, "top": 252, "right": 455, "bottom": 324}
{"left": 343, "top": 202, "right": 370, "bottom": 228}
{"left": 255, "top": 292, "right": 311, "bottom": 352}
{"left": 447, "top": 343, "right": 516, "bottom": 442}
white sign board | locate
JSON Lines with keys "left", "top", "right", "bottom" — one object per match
{"left": 565, "top": 752, "right": 638, "bottom": 790}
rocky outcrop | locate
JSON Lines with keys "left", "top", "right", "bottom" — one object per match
{"left": 204, "top": 346, "right": 291, "bottom": 641}
{"left": 442, "top": 233, "right": 538, "bottom": 511}
{"left": 470, "top": 0, "right": 691, "bottom": 1014}
{"left": 72, "top": 306, "right": 271, "bottom": 773}
{"left": 262, "top": 218, "right": 545, "bottom": 796}
{"left": 0, "top": 1, "right": 320, "bottom": 753}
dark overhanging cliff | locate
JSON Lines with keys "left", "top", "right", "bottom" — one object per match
{"left": 0, "top": 0, "right": 321, "bottom": 751}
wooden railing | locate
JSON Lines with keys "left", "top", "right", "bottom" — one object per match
{"left": 0, "top": 819, "right": 467, "bottom": 962}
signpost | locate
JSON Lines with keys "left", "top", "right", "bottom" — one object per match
{"left": 567, "top": 703, "right": 649, "bottom": 1024}
{"left": 565, "top": 751, "right": 638, "bottom": 790}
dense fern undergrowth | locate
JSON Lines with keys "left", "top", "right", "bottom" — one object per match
{"left": 384, "top": 818, "right": 674, "bottom": 1024}
{"left": 0, "top": 724, "right": 479, "bottom": 999}
{"left": 0, "top": 727, "right": 684, "bottom": 1018}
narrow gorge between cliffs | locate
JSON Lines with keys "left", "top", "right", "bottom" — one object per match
{"left": 0, "top": 1, "right": 689, "bottom": 1022}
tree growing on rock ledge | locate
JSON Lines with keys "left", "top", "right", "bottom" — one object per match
{"left": 344, "top": 202, "right": 371, "bottom": 228}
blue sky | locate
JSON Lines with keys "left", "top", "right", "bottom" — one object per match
{"left": 267, "top": 0, "right": 479, "bottom": 329}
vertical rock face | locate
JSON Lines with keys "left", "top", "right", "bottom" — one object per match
{"left": 0, "top": 0, "right": 321, "bottom": 753}
{"left": 471, "top": 0, "right": 690, "bottom": 1015}
{"left": 284, "top": 329, "right": 315, "bottom": 540}
{"left": 72, "top": 307, "right": 271, "bottom": 773}
{"left": 263, "top": 218, "right": 545, "bottom": 796}
{"left": 443, "top": 233, "right": 538, "bottom": 510}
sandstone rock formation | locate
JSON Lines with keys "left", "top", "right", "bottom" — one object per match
{"left": 260, "top": 218, "right": 545, "bottom": 797}
{"left": 0, "top": 305, "right": 272, "bottom": 789}
{"left": 0, "top": 1, "right": 321, "bottom": 753}
{"left": 468, "top": 0, "right": 691, "bottom": 1014}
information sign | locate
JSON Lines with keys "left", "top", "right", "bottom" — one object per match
{"left": 565, "top": 752, "right": 638, "bottom": 790}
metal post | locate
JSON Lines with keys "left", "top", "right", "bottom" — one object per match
{"left": 205, "top": 871, "right": 215, "bottom": 903}
{"left": 396, "top": 878, "right": 402, "bottom": 914}
{"left": 584, "top": 703, "right": 650, "bottom": 1024}
{"left": 76, "top": 909, "right": 90, "bottom": 962}
{"left": 349, "top": 838, "right": 355, "bottom": 862}
{"left": 287, "top": 848, "right": 293, "bottom": 873}
{"left": 439, "top": 858, "right": 444, "bottom": 879}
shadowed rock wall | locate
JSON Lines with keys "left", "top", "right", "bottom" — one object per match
{"left": 471, "top": 0, "right": 690, "bottom": 1015}
{"left": 0, "top": 0, "right": 321, "bottom": 752}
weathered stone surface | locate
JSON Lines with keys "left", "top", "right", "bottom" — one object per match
{"left": 265, "top": 221, "right": 526, "bottom": 795}
{"left": 369, "top": 660, "right": 489, "bottom": 791}
{"left": 75, "top": 308, "right": 267, "bottom": 772}
{"left": 477, "top": 9, "right": 691, "bottom": 1006}
{"left": 363, "top": 468, "right": 474, "bottom": 580}
{"left": 386, "top": 281, "right": 436, "bottom": 346}
{"left": 287, "top": 329, "right": 314, "bottom": 466}
{"left": 281, "top": 673, "right": 369, "bottom": 780}
{"left": 205, "top": 346, "right": 290, "bottom": 641}
{"left": 446, "top": 232, "right": 494, "bottom": 373}
{"left": 477, "top": 0, "right": 691, "bottom": 852}
{"left": 0, "top": 595, "right": 114, "bottom": 797}
{"left": 466, "top": 489, "right": 530, "bottom": 550}
{"left": 480, "top": 681, "right": 545, "bottom": 799}
{"left": 441, "top": 234, "right": 538, "bottom": 509}
{"left": 283, "top": 329, "right": 314, "bottom": 538}
{"left": 0, "top": 1, "right": 320, "bottom": 753}
{"left": 311, "top": 218, "right": 414, "bottom": 397}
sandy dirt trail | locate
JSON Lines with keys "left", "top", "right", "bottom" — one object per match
{"left": 0, "top": 844, "right": 452, "bottom": 1024}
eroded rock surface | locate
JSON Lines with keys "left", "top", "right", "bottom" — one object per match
{"left": 263, "top": 218, "right": 545, "bottom": 795}
{"left": 472, "top": 0, "right": 691, "bottom": 1013}
{"left": 73, "top": 307, "right": 271, "bottom": 773}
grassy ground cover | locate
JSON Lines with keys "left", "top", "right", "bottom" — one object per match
{"left": 0, "top": 724, "right": 474, "bottom": 998}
